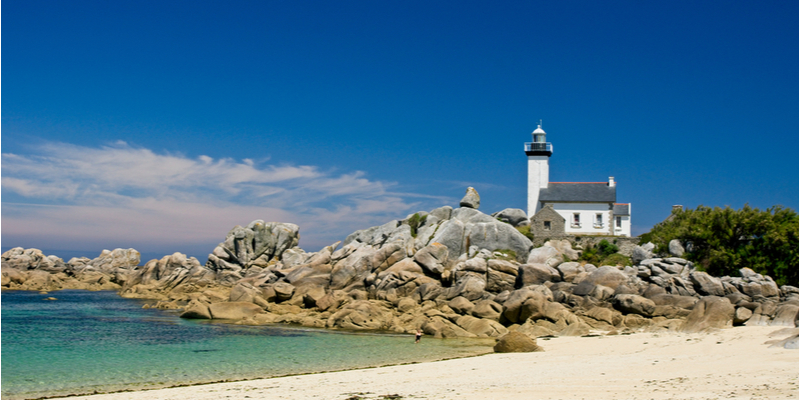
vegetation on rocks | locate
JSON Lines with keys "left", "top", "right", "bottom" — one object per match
{"left": 515, "top": 225, "right": 534, "bottom": 241}
{"left": 639, "top": 205, "right": 798, "bottom": 286}
{"left": 407, "top": 213, "right": 427, "bottom": 238}
{"left": 580, "top": 240, "right": 629, "bottom": 266}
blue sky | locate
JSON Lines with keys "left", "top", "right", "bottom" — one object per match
{"left": 3, "top": 1, "right": 797, "bottom": 263}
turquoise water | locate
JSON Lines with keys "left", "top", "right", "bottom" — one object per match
{"left": 1, "top": 290, "right": 492, "bottom": 400}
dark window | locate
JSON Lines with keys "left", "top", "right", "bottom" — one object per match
{"left": 544, "top": 221, "right": 551, "bottom": 230}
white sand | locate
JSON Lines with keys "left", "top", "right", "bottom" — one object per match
{"left": 53, "top": 326, "right": 798, "bottom": 400}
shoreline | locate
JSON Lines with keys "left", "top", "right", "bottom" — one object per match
{"left": 45, "top": 326, "right": 798, "bottom": 400}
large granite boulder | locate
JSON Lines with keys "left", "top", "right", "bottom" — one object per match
{"left": 493, "top": 331, "right": 544, "bottom": 353}
{"left": 631, "top": 244, "right": 654, "bottom": 265}
{"left": 612, "top": 294, "right": 656, "bottom": 317}
{"left": 492, "top": 208, "right": 529, "bottom": 227}
{"left": 679, "top": 296, "right": 735, "bottom": 333}
{"left": 518, "top": 263, "right": 561, "bottom": 286}
{"left": 459, "top": 187, "right": 480, "bottom": 209}
{"left": 668, "top": 239, "right": 685, "bottom": 257}
{"left": 413, "top": 243, "right": 448, "bottom": 276}
{"left": 526, "top": 246, "right": 563, "bottom": 268}
{"left": 689, "top": 272, "right": 725, "bottom": 296}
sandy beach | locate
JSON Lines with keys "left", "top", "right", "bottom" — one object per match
{"left": 51, "top": 326, "right": 797, "bottom": 400}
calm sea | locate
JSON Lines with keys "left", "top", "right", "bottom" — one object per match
{"left": 1, "top": 290, "right": 493, "bottom": 400}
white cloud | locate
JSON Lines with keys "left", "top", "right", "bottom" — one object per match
{"left": 1, "top": 141, "right": 433, "bottom": 255}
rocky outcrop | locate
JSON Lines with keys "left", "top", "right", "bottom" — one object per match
{"left": 3, "top": 191, "right": 798, "bottom": 342}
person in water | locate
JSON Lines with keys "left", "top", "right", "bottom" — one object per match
{"left": 415, "top": 329, "right": 422, "bottom": 343}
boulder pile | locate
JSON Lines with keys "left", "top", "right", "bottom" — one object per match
{"left": 3, "top": 189, "right": 798, "bottom": 343}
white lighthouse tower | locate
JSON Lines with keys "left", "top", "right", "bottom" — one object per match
{"left": 525, "top": 123, "right": 552, "bottom": 217}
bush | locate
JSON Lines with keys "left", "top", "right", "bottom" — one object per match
{"left": 407, "top": 213, "right": 427, "bottom": 238}
{"left": 639, "top": 205, "right": 798, "bottom": 286}
{"left": 580, "top": 239, "right": 619, "bottom": 265}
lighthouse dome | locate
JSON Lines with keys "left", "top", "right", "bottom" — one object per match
{"left": 532, "top": 125, "right": 546, "bottom": 134}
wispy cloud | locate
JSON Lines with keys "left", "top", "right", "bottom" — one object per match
{"left": 2, "top": 141, "right": 434, "bottom": 256}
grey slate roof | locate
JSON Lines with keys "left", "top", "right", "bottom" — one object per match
{"left": 539, "top": 183, "right": 616, "bottom": 203}
{"left": 613, "top": 203, "right": 630, "bottom": 215}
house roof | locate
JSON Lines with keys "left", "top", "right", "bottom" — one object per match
{"left": 539, "top": 182, "right": 616, "bottom": 203}
{"left": 613, "top": 203, "right": 630, "bottom": 216}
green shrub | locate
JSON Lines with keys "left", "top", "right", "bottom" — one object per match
{"left": 580, "top": 239, "right": 620, "bottom": 265}
{"left": 407, "top": 213, "right": 427, "bottom": 238}
{"left": 639, "top": 205, "right": 798, "bottom": 286}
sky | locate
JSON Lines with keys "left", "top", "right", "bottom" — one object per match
{"left": 2, "top": 1, "right": 797, "bottom": 264}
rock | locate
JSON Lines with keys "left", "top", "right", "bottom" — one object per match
{"left": 556, "top": 262, "right": 582, "bottom": 282}
{"left": 679, "top": 296, "right": 735, "bottom": 333}
{"left": 456, "top": 315, "right": 508, "bottom": 337}
{"left": 733, "top": 307, "right": 752, "bottom": 325}
{"left": 518, "top": 263, "right": 560, "bottom": 286}
{"left": 492, "top": 208, "right": 528, "bottom": 227}
{"left": 429, "top": 206, "right": 453, "bottom": 221}
{"left": 180, "top": 300, "right": 212, "bottom": 319}
{"left": 447, "top": 273, "right": 486, "bottom": 301}
{"left": 689, "top": 272, "right": 726, "bottom": 296}
{"left": 327, "top": 300, "right": 394, "bottom": 330}
{"left": 413, "top": 243, "right": 449, "bottom": 276}
{"left": 208, "top": 302, "right": 264, "bottom": 320}
{"left": 448, "top": 296, "right": 475, "bottom": 315}
{"left": 581, "top": 266, "right": 628, "bottom": 291}
{"left": 544, "top": 240, "right": 580, "bottom": 261}
{"left": 501, "top": 289, "right": 548, "bottom": 324}
{"left": 396, "top": 297, "right": 417, "bottom": 313}
{"left": 486, "top": 268, "right": 517, "bottom": 293}
{"left": 612, "top": 294, "right": 656, "bottom": 317}
{"left": 668, "top": 239, "right": 685, "bottom": 257}
{"left": 649, "top": 294, "right": 698, "bottom": 310}
{"left": 631, "top": 245, "right": 654, "bottom": 265}
{"left": 526, "top": 246, "right": 563, "bottom": 268}
{"left": 273, "top": 282, "right": 295, "bottom": 302}
{"left": 771, "top": 305, "right": 799, "bottom": 326}
{"left": 493, "top": 331, "right": 544, "bottom": 353}
{"left": 460, "top": 187, "right": 481, "bottom": 209}
{"left": 206, "top": 221, "right": 300, "bottom": 273}
{"left": 586, "top": 306, "right": 615, "bottom": 325}
{"left": 316, "top": 292, "right": 343, "bottom": 311}
{"left": 465, "top": 222, "right": 532, "bottom": 263}
{"left": 471, "top": 299, "right": 503, "bottom": 320}
{"left": 422, "top": 316, "right": 476, "bottom": 338}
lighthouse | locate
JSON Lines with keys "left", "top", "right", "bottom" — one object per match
{"left": 525, "top": 123, "right": 552, "bottom": 217}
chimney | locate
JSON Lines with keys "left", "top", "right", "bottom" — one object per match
{"left": 672, "top": 205, "right": 683, "bottom": 214}
{"left": 608, "top": 177, "right": 615, "bottom": 187}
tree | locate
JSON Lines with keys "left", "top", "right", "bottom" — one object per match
{"left": 639, "top": 205, "right": 798, "bottom": 286}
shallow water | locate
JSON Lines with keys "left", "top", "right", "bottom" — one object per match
{"left": 1, "top": 290, "right": 492, "bottom": 399}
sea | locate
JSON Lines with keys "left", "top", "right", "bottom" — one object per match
{"left": 1, "top": 290, "right": 493, "bottom": 400}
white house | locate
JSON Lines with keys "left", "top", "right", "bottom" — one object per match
{"left": 525, "top": 124, "right": 632, "bottom": 237}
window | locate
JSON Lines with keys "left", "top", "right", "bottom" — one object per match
{"left": 544, "top": 221, "right": 551, "bottom": 230}
{"left": 572, "top": 213, "right": 581, "bottom": 227}
{"left": 594, "top": 213, "right": 603, "bottom": 228}
{"left": 616, "top": 216, "right": 622, "bottom": 228}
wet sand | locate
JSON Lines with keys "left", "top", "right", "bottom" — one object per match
{"left": 52, "top": 326, "right": 798, "bottom": 400}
